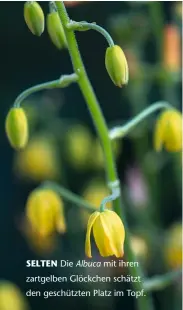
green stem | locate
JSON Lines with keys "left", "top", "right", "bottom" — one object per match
{"left": 55, "top": 2, "right": 117, "bottom": 184}
{"left": 42, "top": 181, "right": 96, "bottom": 212}
{"left": 55, "top": 2, "right": 154, "bottom": 309}
{"left": 14, "top": 73, "right": 78, "bottom": 108}
{"left": 49, "top": 1, "right": 56, "bottom": 13}
{"left": 109, "top": 101, "right": 172, "bottom": 140}
{"left": 100, "top": 181, "right": 120, "bottom": 212}
{"left": 67, "top": 21, "right": 114, "bottom": 47}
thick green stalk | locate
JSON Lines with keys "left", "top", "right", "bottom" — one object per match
{"left": 55, "top": 1, "right": 122, "bottom": 223}
{"left": 55, "top": 2, "right": 154, "bottom": 309}
{"left": 55, "top": 3, "right": 117, "bottom": 185}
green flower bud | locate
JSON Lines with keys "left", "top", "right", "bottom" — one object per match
{"left": 105, "top": 45, "right": 129, "bottom": 87}
{"left": 24, "top": 1, "right": 45, "bottom": 36}
{"left": 5, "top": 107, "right": 28, "bottom": 150}
{"left": 47, "top": 12, "right": 67, "bottom": 50}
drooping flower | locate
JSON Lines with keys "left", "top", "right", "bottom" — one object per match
{"left": 154, "top": 109, "right": 182, "bottom": 152}
{"left": 25, "top": 189, "right": 66, "bottom": 237}
{"left": 164, "top": 222, "right": 182, "bottom": 269}
{"left": 85, "top": 210, "right": 125, "bottom": 258}
{"left": 13, "top": 135, "right": 60, "bottom": 182}
{"left": 0, "top": 281, "right": 29, "bottom": 310}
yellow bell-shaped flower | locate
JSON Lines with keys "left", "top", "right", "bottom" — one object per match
{"left": 23, "top": 223, "right": 58, "bottom": 255}
{"left": 85, "top": 210, "right": 125, "bottom": 258}
{"left": 0, "top": 281, "right": 29, "bottom": 310}
{"left": 154, "top": 109, "right": 182, "bottom": 152}
{"left": 13, "top": 135, "right": 60, "bottom": 182}
{"left": 26, "top": 189, "right": 66, "bottom": 237}
{"left": 164, "top": 222, "right": 182, "bottom": 270}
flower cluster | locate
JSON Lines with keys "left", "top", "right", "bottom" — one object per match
{"left": 4, "top": 1, "right": 182, "bottom": 262}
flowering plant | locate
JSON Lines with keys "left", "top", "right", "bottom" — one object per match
{"left": 4, "top": 2, "right": 182, "bottom": 310}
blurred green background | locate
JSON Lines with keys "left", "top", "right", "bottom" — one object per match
{"left": 0, "top": 1, "right": 182, "bottom": 310}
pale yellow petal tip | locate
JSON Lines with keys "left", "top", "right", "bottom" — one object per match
{"left": 56, "top": 220, "right": 66, "bottom": 234}
{"left": 154, "top": 127, "right": 163, "bottom": 152}
{"left": 85, "top": 252, "right": 92, "bottom": 259}
{"left": 116, "top": 247, "right": 124, "bottom": 258}
{"left": 85, "top": 241, "right": 92, "bottom": 258}
{"left": 154, "top": 144, "right": 162, "bottom": 152}
{"left": 85, "top": 211, "right": 100, "bottom": 258}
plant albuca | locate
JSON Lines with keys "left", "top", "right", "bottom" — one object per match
{"left": 5, "top": 2, "right": 182, "bottom": 310}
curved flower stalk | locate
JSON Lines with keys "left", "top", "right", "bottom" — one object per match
{"left": 5, "top": 74, "right": 78, "bottom": 150}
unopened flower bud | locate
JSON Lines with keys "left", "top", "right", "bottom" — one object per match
{"left": 24, "top": 1, "right": 45, "bottom": 36}
{"left": 5, "top": 107, "right": 28, "bottom": 150}
{"left": 47, "top": 11, "right": 67, "bottom": 49}
{"left": 105, "top": 45, "right": 129, "bottom": 87}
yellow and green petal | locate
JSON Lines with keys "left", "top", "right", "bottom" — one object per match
{"left": 154, "top": 113, "right": 165, "bottom": 152}
{"left": 164, "top": 111, "right": 182, "bottom": 152}
{"left": 101, "top": 210, "right": 125, "bottom": 257}
{"left": 93, "top": 214, "right": 116, "bottom": 256}
{"left": 85, "top": 211, "right": 100, "bottom": 258}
